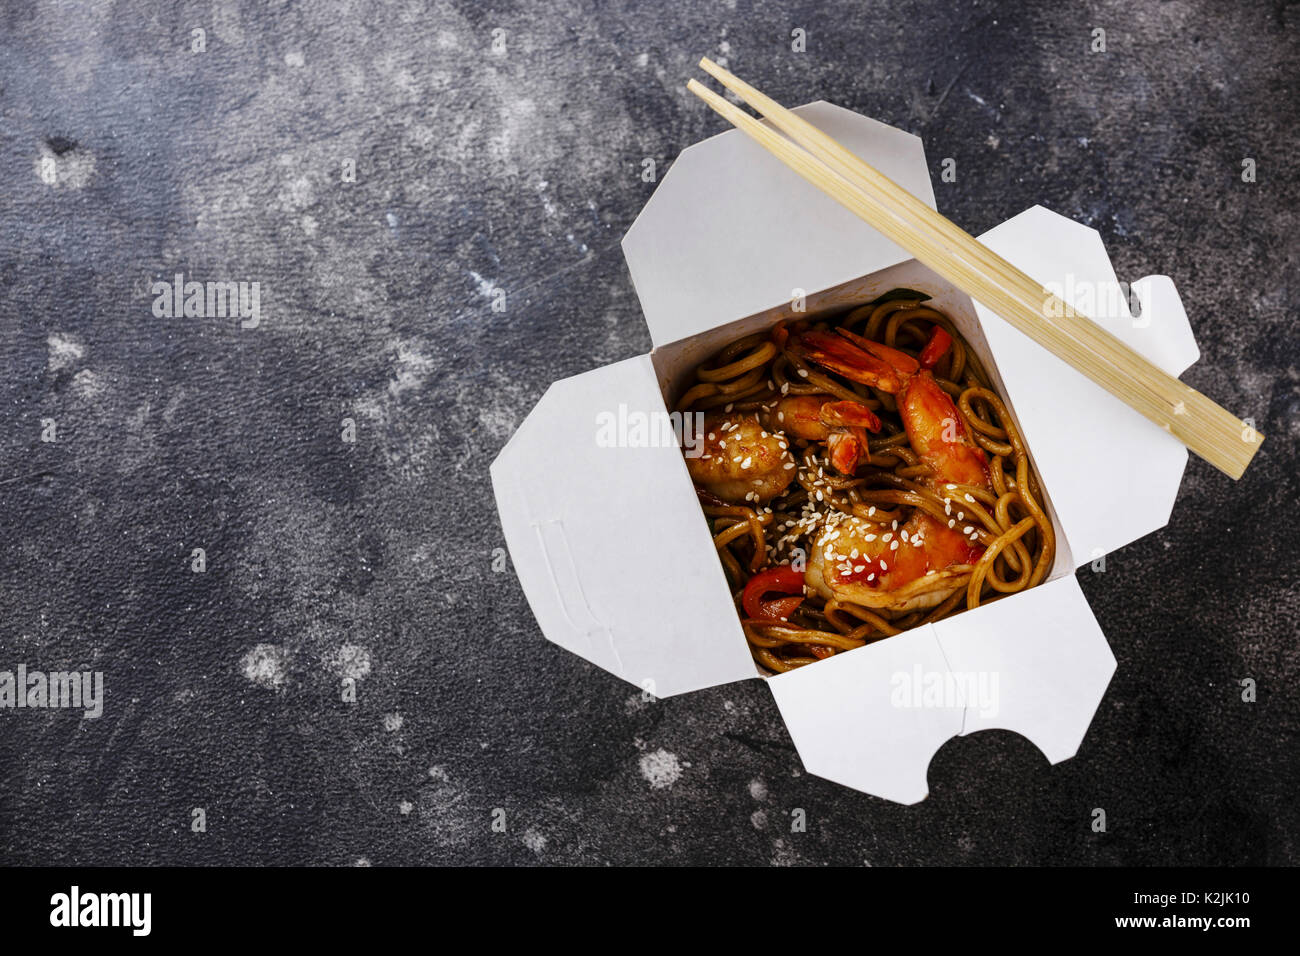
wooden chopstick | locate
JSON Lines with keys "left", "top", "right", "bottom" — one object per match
{"left": 687, "top": 61, "right": 1264, "bottom": 480}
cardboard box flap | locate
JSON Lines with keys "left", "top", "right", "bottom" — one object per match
{"left": 622, "top": 102, "right": 937, "bottom": 349}
{"left": 767, "top": 628, "right": 964, "bottom": 805}
{"left": 490, "top": 355, "right": 754, "bottom": 698}
{"left": 935, "top": 574, "right": 1116, "bottom": 763}
{"left": 768, "top": 575, "right": 1115, "bottom": 803}
{"left": 974, "top": 206, "right": 1198, "bottom": 565}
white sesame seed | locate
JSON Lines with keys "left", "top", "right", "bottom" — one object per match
{"left": 963, "top": 526, "right": 973, "bottom": 534}
{"left": 797, "top": 369, "right": 809, "bottom": 378}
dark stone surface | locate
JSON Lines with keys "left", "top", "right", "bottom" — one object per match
{"left": 1, "top": 0, "right": 1296, "bottom": 866}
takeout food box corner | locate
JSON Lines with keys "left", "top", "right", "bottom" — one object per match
{"left": 491, "top": 101, "right": 1200, "bottom": 804}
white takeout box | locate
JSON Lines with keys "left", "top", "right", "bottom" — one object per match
{"left": 491, "top": 102, "right": 1200, "bottom": 804}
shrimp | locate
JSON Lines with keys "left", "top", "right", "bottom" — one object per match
{"left": 685, "top": 413, "right": 796, "bottom": 505}
{"left": 792, "top": 326, "right": 993, "bottom": 611}
{"left": 761, "top": 395, "right": 882, "bottom": 475}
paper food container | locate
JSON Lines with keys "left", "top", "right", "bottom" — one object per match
{"left": 491, "top": 102, "right": 1201, "bottom": 804}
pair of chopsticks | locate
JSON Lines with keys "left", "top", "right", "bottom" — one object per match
{"left": 687, "top": 59, "right": 1264, "bottom": 480}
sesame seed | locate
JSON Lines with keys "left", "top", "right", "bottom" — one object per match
{"left": 947, "top": 519, "right": 955, "bottom": 528}
{"left": 725, "top": 404, "right": 733, "bottom": 412}
{"left": 963, "top": 526, "right": 974, "bottom": 534}
{"left": 890, "top": 540, "right": 899, "bottom": 550}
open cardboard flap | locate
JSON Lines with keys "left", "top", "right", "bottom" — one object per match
{"left": 490, "top": 356, "right": 754, "bottom": 698}
{"left": 973, "top": 207, "right": 1199, "bottom": 564}
{"left": 623, "top": 101, "right": 936, "bottom": 349}
{"left": 769, "top": 575, "right": 1115, "bottom": 804}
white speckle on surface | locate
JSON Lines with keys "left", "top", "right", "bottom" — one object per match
{"left": 284, "top": 51, "right": 305, "bottom": 67}
{"left": 635, "top": 52, "right": 648, "bottom": 67}
{"left": 241, "top": 643, "right": 290, "bottom": 690}
{"left": 468, "top": 270, "right": 496, "bottom": 298}
{"left": 385, "top": 342, "right": 434, "bottom": 400}
{"left": 522, "top": 828, "right": 546, "bottom": 853}
{"left": 751, "top": 810, "right": 768, "bottom": 829}
{"left": 399, "top": 800, "right": 413, "bottom": 815}
{"left": 326, "top": 642, "right": 372, "bottom": 681}
{"left": 47, "top": 333, "right": 84, "bottom": 372}
{"left": 639, "top": 748, "right": 682, "bottom": 789}
{"left": 70, "top": 368, "right": 105, "bottom": 398}
{"left": 34, "top": 142, "right": 95, "bottom": 188}
{"left": 276, "top": 173, "right": 315, "bottom": 211}
{"left": 748, "top": 779, "right": 768, "bottom": 801}
{"left": 383, "top": 712, "right": 404, "bottom": 732}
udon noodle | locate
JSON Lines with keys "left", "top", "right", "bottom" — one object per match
{"left": 678, "top": 293, "right": 1055, "bottom": 673}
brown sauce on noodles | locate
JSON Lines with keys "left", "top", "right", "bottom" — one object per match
{"left": 678, "top": 294, "right": 1056, "bottom": 672}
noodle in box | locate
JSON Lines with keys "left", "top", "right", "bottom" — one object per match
{"left": 492, "top": 101, "right": 1207, "bottom": 804}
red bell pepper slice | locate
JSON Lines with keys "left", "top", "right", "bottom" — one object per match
{"left": 917, "top": 327, "right": 953, "bottom": 370}
{"left": 742, "top": 565, "right": 807, "bottom": 621}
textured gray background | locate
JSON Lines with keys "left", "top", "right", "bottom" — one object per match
{"left": 1, "top": 0, "right": 1296, "bottom": 866}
